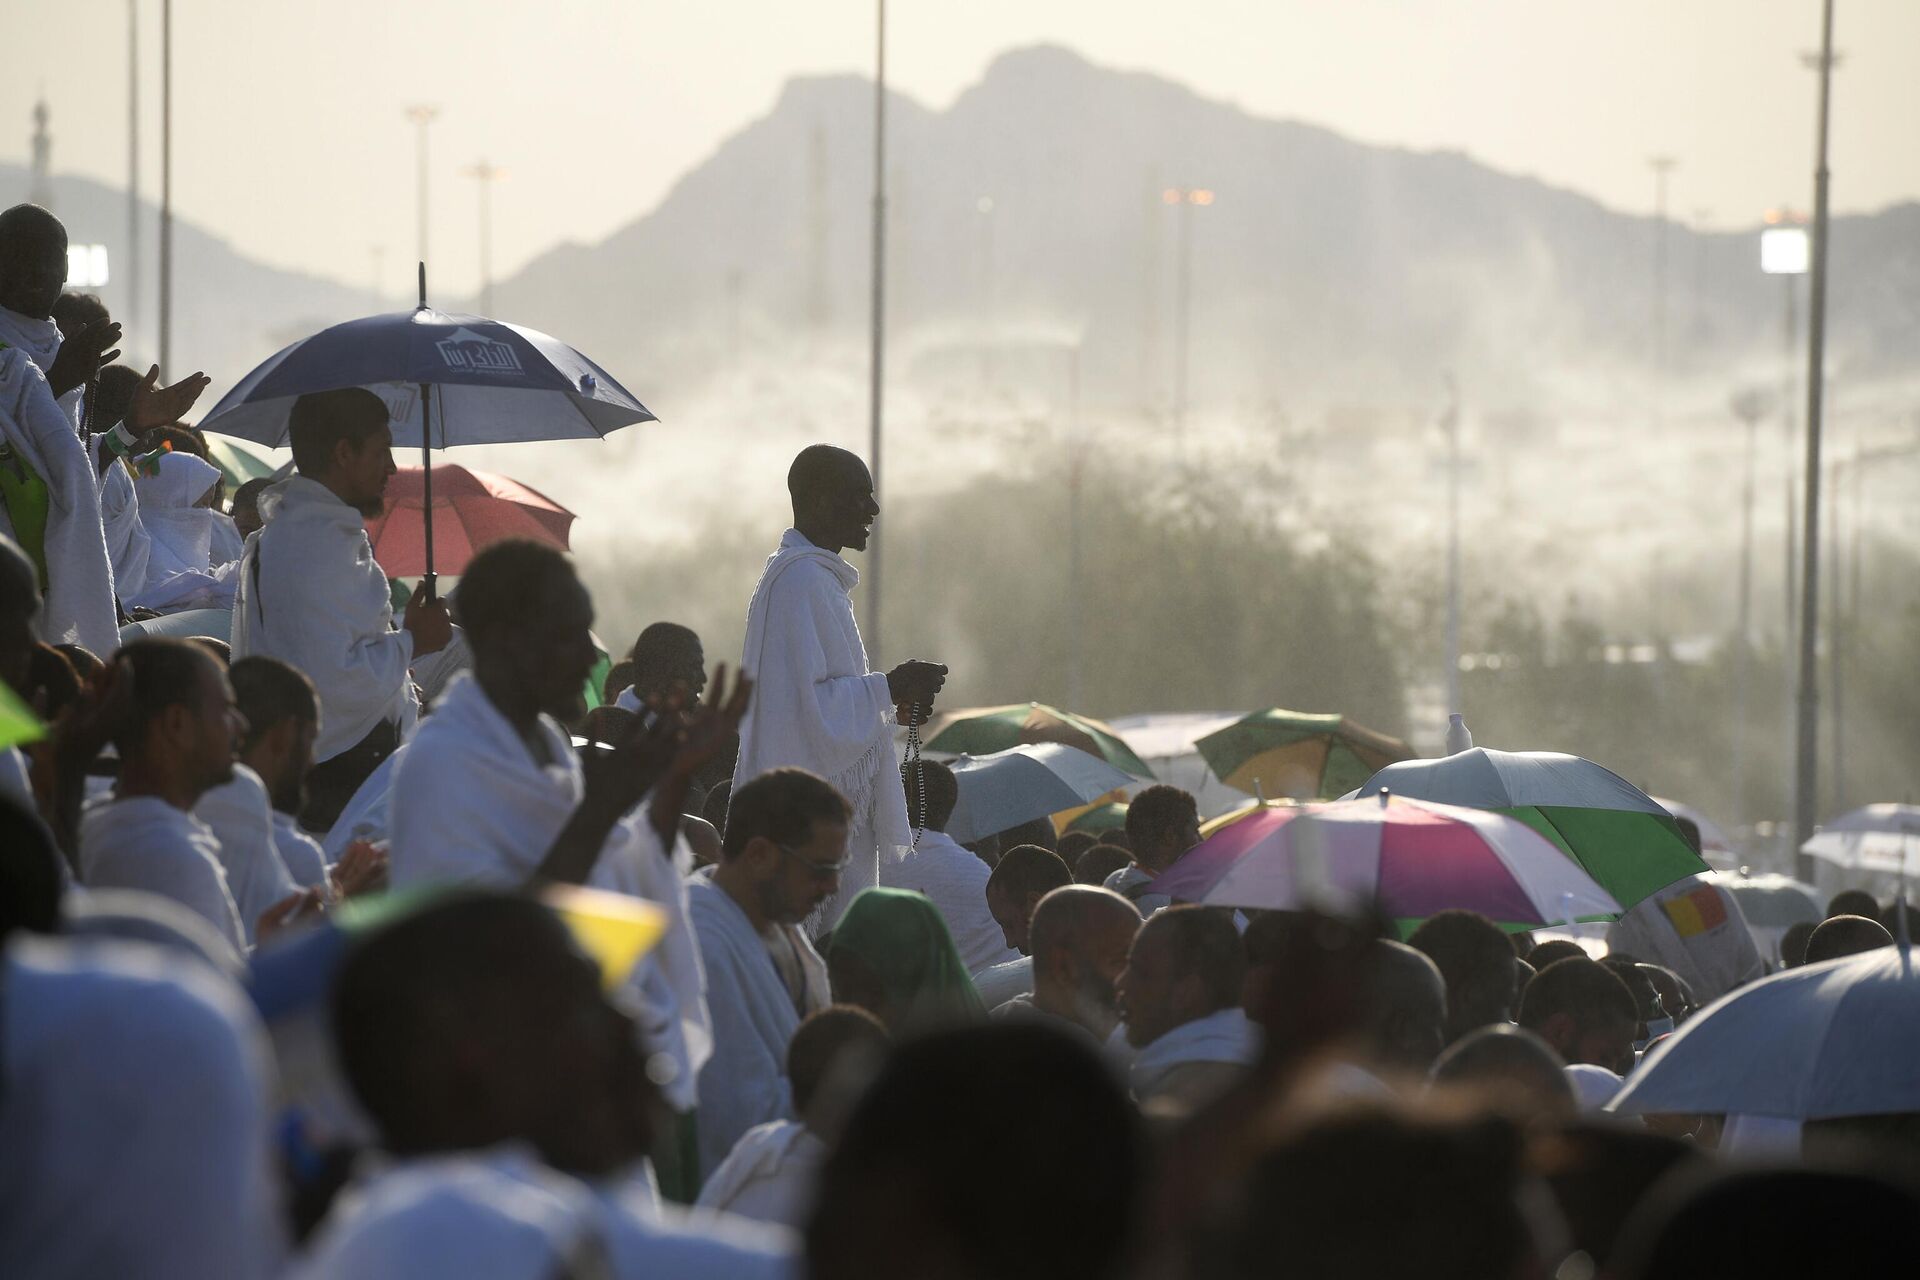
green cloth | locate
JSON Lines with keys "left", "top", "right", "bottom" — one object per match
{"left": 0, "top": 679, "right": 45, "bottom": 751}
{"left": 0, "top": 443, "right": 51, "bottom": 589}
{"left": 826, "top": 887, "right": 986, "bottom": 1032}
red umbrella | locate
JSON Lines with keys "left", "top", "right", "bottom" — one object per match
{"left": 364, "top": 463, "right": 575, "bottom": 577}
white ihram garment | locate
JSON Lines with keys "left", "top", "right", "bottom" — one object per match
{"left": 78, "top": 794, "right": 246, "bottom": 957}
{"left": 192, "top": 764, "right": 300, "bottom": 944}
{"left": 0, "top": 310, "right": 121, "bottom": 656}
{"left": 885, "top": 828, "right": 1019, "bottom": 973}
{"left": 388, "top": 673, "right": 711, "bottom": 1113}
{"left": 694, "top": 1119, "right": 826, "bottom": 1230}
{"left": 732, "top": 529, "right": 909, "bottom": 930}
{"left": 231, "top": 475, "right": 416, "bottom": 763}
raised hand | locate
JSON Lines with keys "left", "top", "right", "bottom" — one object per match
{"left": 46, "top": 317, "right": 122, "bottom": 398}
{"left": 329, "top": 840, "right": 390, "bottom": 899}
{"left": 256, "top": 887, "right": 326, "bottom": 944}
{"left": 648, "top": 665, "right": 752, "bottom": 844}
{"left": 126, "top": 364, "right": 213, "bottom": 431}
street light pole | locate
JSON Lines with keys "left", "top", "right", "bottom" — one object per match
{"left": 1064, "top": 341, "right": 1085, "bottom": 710}
{"left": 866, "top": 0, "right": 888, "bottom": 660}
{"left": 127, "top": 0, "right": 140, "bottom": 336}
{"left": 1441, "top": 374, "right": 1462, "bottom": 721}
{"left": 406, "top": 106, "right": 439, "bottom": 275}
{"left": 462, "top": 159, "right": 505, "bottom": 314}
{"left": 1730, "top": 388, "right": 1770, "bottom": 843}
{"left": 1648, "top": 156, "right": 1677, "bottom": 406}
{"left": 157, "top": 0, "right": 172, "bottom": 374}
{"left": 1792, "top": 0, "right": 1837, "bottom": 863}
{"left": 1164, "top": 186, "right": 1214, "bottom": 445}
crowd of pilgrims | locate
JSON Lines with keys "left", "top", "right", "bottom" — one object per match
{"left": 1, "top": 197, "right": 1917, "bottom": 1278}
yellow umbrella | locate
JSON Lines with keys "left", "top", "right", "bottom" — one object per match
{"left": 538, "top": 883, "right": 669, "bottom": 989}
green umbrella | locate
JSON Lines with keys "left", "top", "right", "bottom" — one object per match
{"left": 0, "top": 681, "right": 45, "bottom": 751}
{"left": 1066, "top": 801, "right": 1129, "bottom": 835}
{"left": 1356, "top": 748, "right": 1709, "bottom": 912}
{"left": 926, "top": 702, "right": 1152, "bottom": 778}
{"left": 1197, "top": 709, "right": 1412, "bottom": 800}
{"left": 200, "top": 432, "right": 285, "bottom": 493}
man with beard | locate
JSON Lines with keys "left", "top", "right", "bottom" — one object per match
{"left": 688, "top": 767, "right": 848, "bottom": 1177}
{"left": 78, "top": 638, "right": 311, "bottom": 954}
{"left": 995, "top": 885, "right": 1141, "bottom": 1043}
{"left": 231, "top": 388, "right": 451, "bottom": 830}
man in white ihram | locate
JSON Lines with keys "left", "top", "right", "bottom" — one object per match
{"left": 732, "top": 445, "right": 947, "bottom": 931}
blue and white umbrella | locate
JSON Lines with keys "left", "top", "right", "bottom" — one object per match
{"left": 1609, "top": 943, "right": 1920, "bottom": 1121}
{"left": 198, "top": 284, "right": 653, "bottom": 583}
{"left": 943, "top": 742, "right": 1136, "bottom": 845}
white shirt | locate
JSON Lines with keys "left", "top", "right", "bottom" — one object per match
{"left": 693, "top": 1120, "right": 826, "bottom": 1230}
{"left": 193, "top": 765, "right": 300, "bottom": 943}
{"left": 79, "top": 794, "right": 246, "bottom": 956}
{"left": 884, "top": 829, "right": 1020, "bottom": 974}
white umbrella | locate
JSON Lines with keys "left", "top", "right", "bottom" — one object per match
{"left": 1652, "top": 796, "right": 1734, "bottom": 855}
{"left": 1609, "top": 944, "right": 1920, "bottom": 1121}
{"left": 1801, "top": 804, "right": 1920, "bottom": 876}
{"left": 943, "top": 743, "right": 1137, "bottom": 844}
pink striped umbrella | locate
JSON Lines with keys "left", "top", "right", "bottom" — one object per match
{"left": 364, "top": 463, "right": 575, "bottom": 577}
{"left": 1151, "top": 794, "right": 1621, "bottom": 928}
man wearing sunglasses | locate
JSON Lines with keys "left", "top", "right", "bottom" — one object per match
{"left": 688, "top": 767, "right": 850, "bottom": 1179}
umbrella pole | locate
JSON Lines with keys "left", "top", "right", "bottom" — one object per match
{"left": 417, "top": 261, "right": 437, "bottom": 599}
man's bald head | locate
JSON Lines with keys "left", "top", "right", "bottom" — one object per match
{"left": 1363, "top": 939, "right": 1449, "bottom": 1072}
{"left": 788, "top": 445, "right": 878, "bottom": 554}
{"left": 1804, "top": 914, "right": 1893, "bottom": 965}
{"left": 1030, "top": 885, "right": 1140, "bottom": 965}
{"left": 0, "top": 204, "right": 70, "bottom": 319}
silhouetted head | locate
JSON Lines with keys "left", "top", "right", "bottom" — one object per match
{"left": 628, "top": 622, "right": 704, "bottom": 704}
{"left": 1532, "top": 1121, "right": 1704, "bottom": 1271}
{"left": 1780, "top": 919, "right": 1817, "bottom": 967}
{"left": 1194, "top": 1106, "right": 1540, "bottom": 1280}
{"left": 230, "top": 656, "right": 319, "bottom": 815}
{"left": 788, "top": 445, "right": 877, "bottom": 554}
{"left": 787, "top": 1004, "right": 891, "bottom": 1138}
{"left": 985, "top": 844, "right": 1073, "bottom": 954}
{"left": 1028, "top": 884, "right": 1141, "bottom": 1040}
{"left": 1074, "top": 841, "right": 1133, "bottom": 886}
{"left": 51, "top": 291, "right": 108, "bottom": 338}
{"left": 1804, "top": 914, "right": 1893, "bottom": 965}
{"left": 229, "top": 478, "right": 273, "bottom": 539}
{"left": 1611, "top": 1167, "right": 1920, "bottom": 1280}
{"left": 459, "top": 540, "right": 599, "bottom": 725}
{"left": 288, "top": 387, "right": 394, "bottom": 515}
{"left": 1124, "top": 785, "right": 1202, "bottom": 872}
{"left": 1429, "top": 1024, "right": 1575, "bottom": 1120}
{"left": 900, "top": 758, "right": 958, "bottom": 832}
{"left": 807, "top": 1023, "right": 1141, "bottom": 1280}
{"left": 1825, "top": 888, "right": 1879, "bottom": 921}
{"left": 0, "top": 204, "right": 68, "bottom": 318}
{"left": 1361, "top": 939, "right": 1449, "bottom": 1073}
{"left": 1057, "top": 829, "right": 1098, "bottom": 866}
{"left": 1518, "top": 958, "right": 1639, "bottom": 1075}
{"left": 331, "top": 891, "right": 656, "bottom": 1179}
{"left": 1117, "top": 905, "right": 1244, "bottom": 1049}
{"left": 1526, "top": 939, "right": 1587, "bottom": 971}
{"left": 1409, "top": 910, "right": 1522, "bottom": 1045}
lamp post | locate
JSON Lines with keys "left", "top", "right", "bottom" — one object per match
{"left": 1761, "top": 211, "right": 1808, "bottom": 851}
{"left": 157, "top": 0, "right": 172, "bottom": 374}
{"left": 1440, "top": 374, "right": 1462, "bottom": 722}
{"left": 1730, "top": 386, "right": 1772, "bottom": 843}
{"left": 1063, "top": 340, "right": 1085, "bottom": 710}
{"left": 127, "top": 0, "right": 140, "bottom": 336}
{"left": 1648, "top": 156, "right": 1677, "bottom": 409}
{"left": 462, "top": 159, "right": 506, "bottom": 315}
{"left": 1792, "top": 0, "right": 1838, "bottom": 866}
{"left": 1164, "top": 186, "right": 1214, "bottom": 443}
{"left": 865, "top": 0, "right": 888, "bottom": 659}
{"left": 405, "top": 105, "right": 440, "bottom": 274}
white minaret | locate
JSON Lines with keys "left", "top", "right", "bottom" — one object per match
{"left": 30, "top": 94, "right": 53, "bottom": 208}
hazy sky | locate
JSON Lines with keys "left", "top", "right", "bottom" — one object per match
{"left": 5, "top": 1, "right": 1917, "bottom": 299}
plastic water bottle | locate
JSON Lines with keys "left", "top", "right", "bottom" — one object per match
{"left": 1446, "top": 714, "right": 1473, "bottom": 755}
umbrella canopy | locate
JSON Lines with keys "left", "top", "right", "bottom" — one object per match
{"left": 1197, "top": 709, "right": 1412, "bottom": 800}
{"left": 200, "top": 433, "right": 284, "bottom": 493}
{"left": 944, "top": 743, "right": 1138, "bottom": 845}
{"left": 363, "top": 463, "right": 575, "bottom": 578}
{"left": 1652, "top": 796, "right": 1734, "bottom": 855}
{"left": 1151, "top": 794, "right": 1621, "bottom": 929}
{"left": 1610, "top": 945, "right": 1920, "bottom": 1121}
{"left": 927, "top": 702, "right": 1152, "bottom": 778}
{"left": 1802, "top": 804, "right": 1920, "bottom": 875}
{"left": 1711, "top": 872, "right": 1822, "bottom": 930}
{"left": 1066, "top": 801, "right": 1129, "bottom": 835}
{"left": 198, "top": 308, "right": 653, "bottom": 448}
{"left": 1356, "top": 748, "right": 1708, "bottom": 911}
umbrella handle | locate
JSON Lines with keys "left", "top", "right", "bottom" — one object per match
{"left": 420, "top": 378, "right": 435, "bottom": 593}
